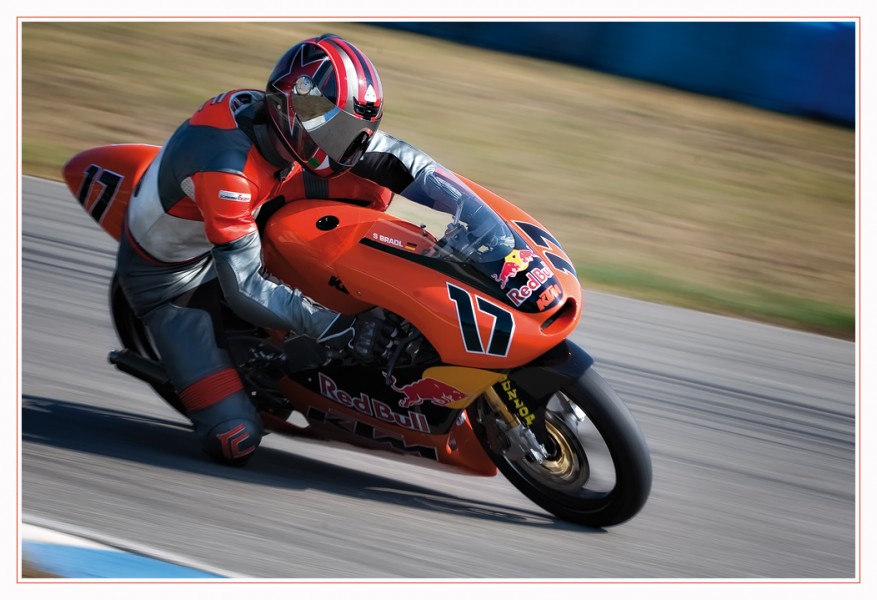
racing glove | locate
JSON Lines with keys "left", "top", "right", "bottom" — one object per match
{"left": 317, "top": 311, "right": 398, "bottom": 364}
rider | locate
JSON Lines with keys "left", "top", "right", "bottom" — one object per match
{"left": 116, "top": 33, "right": 439, "bottom": 465}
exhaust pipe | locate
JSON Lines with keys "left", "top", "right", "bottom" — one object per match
{"left": 108, "top": 349, "right": 172, "bottom": 390}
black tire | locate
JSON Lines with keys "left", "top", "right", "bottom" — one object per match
{"left": 109, "top": 275, "right": 188, "bottom": 417}
{"left": 469, "top": 367, "right": 652, "bottom": 527}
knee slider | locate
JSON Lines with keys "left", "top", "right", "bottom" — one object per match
{"left": 202, "top": 418, "right": 263, "bottom": 466}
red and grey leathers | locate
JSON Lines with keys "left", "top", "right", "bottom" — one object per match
{"left": 116, "top": 89, "right": 437, "bottom": 464}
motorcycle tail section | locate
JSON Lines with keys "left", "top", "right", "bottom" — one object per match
{"left": 62, "top": 144, "right": 160, "bottom": 241}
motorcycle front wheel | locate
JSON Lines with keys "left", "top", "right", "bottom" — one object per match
{"left": 469, "top": 367, "right": 652, "bottom": 528}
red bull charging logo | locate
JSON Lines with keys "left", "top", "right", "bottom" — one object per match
{"left": 389, "top": 375, "right": 468, "bottom": 408}
{"left": 491, "top": 249, "right": 536, "bottom": 289}
{"left": 318, "top": 373, "right": 430, "bottom": 432}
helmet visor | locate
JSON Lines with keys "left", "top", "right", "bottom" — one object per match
{"left": 291, "top": 93, "right": 380, "bottom": 168}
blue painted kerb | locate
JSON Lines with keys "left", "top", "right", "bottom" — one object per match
{"left": 22, "top": 536, "right": 226, "bottom": 579}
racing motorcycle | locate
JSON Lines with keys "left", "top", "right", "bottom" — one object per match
{"left": 62, "top": 143, "right": 652, "bottom": 528}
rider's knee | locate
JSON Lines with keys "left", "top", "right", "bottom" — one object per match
{"left": 188, "top": 391, "right": 263, "bottom": 466}
{"left": 200, "top": 417, "right": 263, "bottom": 466}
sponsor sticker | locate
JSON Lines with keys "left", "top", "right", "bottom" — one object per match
{"left": 218, "top": 190, "right": 252, "bottom": 202}
{"left": 318, "top": 373, "right": 430, "bottom": 433}
{"left": 388, "top": 375, "right": 468, "bottom": 408}
{"left": 506, "top": 265, "right": 555, "bottom": 307}
{"left": 500, "top": 379, "right": 536, "bottom": 426}
{"left": 492, "top": 249, "right": 536, "bottom": 289}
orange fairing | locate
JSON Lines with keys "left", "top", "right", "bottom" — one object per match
{"left": 459, "top": 174, "right": 583, "bottom": 310}
{"left": 274, "top": 376, "right": 498, "bottom": 476}
{"left": 261, "top": 181, "right": 582, "bottom": 369}
{"left": 62, "top": 144, "right": 161, "bottom": 241}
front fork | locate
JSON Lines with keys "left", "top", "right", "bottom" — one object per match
{"left": 479, "top": 340, "right": 594, "bottom": 463}
{"left": 483, "top": 386, "right": 549, "bottom": 462}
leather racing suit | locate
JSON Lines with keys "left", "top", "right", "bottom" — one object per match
{"left": 116, "top": 89, "right": 437, "bottom": 464}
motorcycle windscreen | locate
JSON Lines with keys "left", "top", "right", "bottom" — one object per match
{"left": 385, "top": 167, "right": 565, "bottom": 313}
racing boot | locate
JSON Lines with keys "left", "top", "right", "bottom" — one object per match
{"left": 183, "top": 384, "right": 264, "bottom": 466}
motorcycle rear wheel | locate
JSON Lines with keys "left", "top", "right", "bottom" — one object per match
{"left": 469, "top": 367, "right": 652, "bottom": 528}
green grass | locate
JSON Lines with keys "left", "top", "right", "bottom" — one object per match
{"left": 20, "top": 21, "right": 856, "bottom": 339}
{"left": 579, "top": 263, "right": 854, "bottom": 337}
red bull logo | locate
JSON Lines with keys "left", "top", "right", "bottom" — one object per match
{"left": 491, "top": 249, "right": 536, "bottom": 289}
{"left": 318, "top": 373, "right": 430, "bottom": 433}
{"left": 389, "top": 375, "right": 468, "bottom": 408}
{"left": 506, "top": 265, "right": 555, "bottom": 307}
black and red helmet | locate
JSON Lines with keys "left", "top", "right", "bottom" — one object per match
{"left": 265, "top": 34, "right": 384, "bottom": 177}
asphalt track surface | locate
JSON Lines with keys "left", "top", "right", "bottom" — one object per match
{"left": 21, "top": 176, "right": 856, "bottom": 580}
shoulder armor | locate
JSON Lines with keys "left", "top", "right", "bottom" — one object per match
{"left": 189, "top": 89, "right": 265, "bottom": 129}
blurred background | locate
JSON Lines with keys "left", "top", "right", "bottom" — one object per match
{"left": 20, "top": 20, "right": 856, "bottom": 338}
{"left": 19, "top": 20, "right": 859, "bottom": 581}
